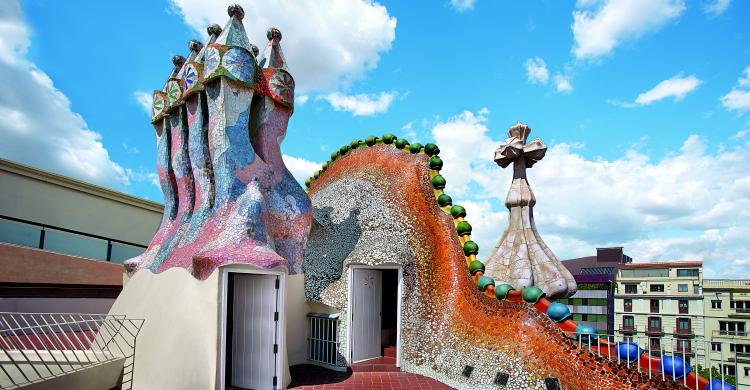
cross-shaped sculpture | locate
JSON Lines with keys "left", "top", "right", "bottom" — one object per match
{"left": 483, "top": 122, "right": 577, "bottom": 299}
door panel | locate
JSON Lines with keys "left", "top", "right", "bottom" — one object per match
{"left": 352, "top": 269, "right": 382, "bottom": 363}
{"left": 231, "top": 273, "right": 278, "bottom": 389}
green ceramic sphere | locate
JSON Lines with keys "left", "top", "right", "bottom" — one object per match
{"left": 365, "top": 136, "right": 377, "bottom": 146}
{"left": 431, "top": 175, "right": 446, "bottom": 189}
{"left": 339, "top": 145, "right": 350, "bottom": 155}
{"left": 456, "top": 221, "right": 472, "bottom": 236}
{"left": 437, "top": 193, "right": 453, "bottom": 207}
{"left": 450, "top": 205, "right": 467, "bottom": 218}
{"left": 322, "top": 161, "right": 329, "bottom": 170}
{"left": 468, "top": 260, "right": 485, "bottom": 275}
{"left": 477, "top": 276, "right": 495, "bottom": 292}
{"left": 304, "top": 178, "right": 312, "bottom": 188}
{"left": 350, "top": 139, "right": 360, "bottom": 149}
{"left": 314, "top": 170, "right": 321, "bottom": 179}
{"left": 463, "top": 241, "right": 479, "bottom": 256}
{"left": 395, "top": 139, "right": 409, "bottom": 149}
{"left": 331, "top": 151, "right": 338, "bottom": 161}
{"left": 409, "top": 142, "right": 423, "bottom": 154}
{"left": 522, "top": 286, "right": 546, "bottom": 303}
{"left": 429, "top": 156, "right": 443, "bottom": 171}
{"left": 382, "top": 134, "right": 396, "bottom": 144}
{"left": 424, "top": 143, "right": 440, "bottom": 156}
{"left": 495, "top": 284, "right": 515, "bottom": 300}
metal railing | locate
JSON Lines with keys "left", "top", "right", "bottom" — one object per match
{"left": 306, "top": 313, "right": 344, "bottom": 371}
{"left": 713, "top": 330, "right": 748, "bottom": 338}
{"left": 564, "top": 331, "right": 743, "bottom": 389}
{"left": 0, "top": 312, "right": 144, "bottom": 390}
{"left": 0, "top": 214, "right": 147, "bottom": 263}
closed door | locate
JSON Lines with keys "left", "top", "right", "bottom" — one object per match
{"left": 352, "top": 269, "right": 382, "bottom": 363}
{"left": 231, "top": 273, "right": 279, "bottom": 389}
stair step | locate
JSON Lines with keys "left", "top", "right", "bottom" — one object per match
{"left": 383, "top": 346, "right": 397, "bottom": 358}
{"left": 351, "top": 355, "right": 399, "bottom": 372}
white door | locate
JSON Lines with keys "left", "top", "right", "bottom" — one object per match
{"left": 231, "top": 273, "right": 279, "bottom": 389}
{"left": 352, "top": 269, "right": 382, "bottom": 363}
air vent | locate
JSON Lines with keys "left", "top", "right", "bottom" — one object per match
{"left": 544, "top": 377, "right": 561, "bottom": 390}
{"left": 494, "top": 372, "right": 509, "bottom": 386}
{"left": 462, "top": 365, "right": 474, "bottom": 378}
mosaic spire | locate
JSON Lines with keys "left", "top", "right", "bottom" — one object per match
{"left": 214, "top": 4, "right": 253, "bottom": 53}
{"left": 259, "top": 27, "right": 287, "bottom": 70}
{"left": 483, "top": 122, "right": 577, "bottom": 299}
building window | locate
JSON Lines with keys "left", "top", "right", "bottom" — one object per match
{"left": 625, "top": 284, "right": 637, "bottom": 294}
{"left": 650, "top": 299, "right": 659, "bottom": 313}
{"left": 650, "top": 284, "right": 665, "bottom": 293}
{"left": 649, "top": 337, "right": 661, "bottom": 352}
{"left": 724, "top": 365, "right": 736, "bottom": 377}
{"left": 677, "top": 338, "right": 691, "bottom": 353}
{"left": 712, "top": 300, "right": 722, "bottom": 309}
{"left": 648, "top": 316, "right": 662, "bottom": 332}
{"left": 677, "top": 318, "right": 691, "bottom": 334}
{"left": 623, "top": 316, "right": 634, "bottom": 330}
{"left": 711, "top": 342, "right": 721, "bottom": 352}
{"left": 744, "top": 367, "right": 750, "bottom": 377}
{"left": 719, "top": 321, "right": 746, "bottom": 336}
{"left": 678, "top": 284, "right": 688, "bottom": 292}
{"left": 729, "top": 344, "right": 750, "bottom": 354}
{"left": 693, "top": 285, "right": 700, "bottom": 294}
{"left": 678, "top": 300, "right": 689, "bottom": 314}
{"left": 676, "top": 269, "right": 699, "bottom": 277}
{"left": 732, "top": 301, "right": 750, "bottom": 312}
{"left": 624, "top": 299, "right": 632, "bottom": 312}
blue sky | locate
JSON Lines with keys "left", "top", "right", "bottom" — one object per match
{"left": 1, "top": 0, "right": 749, "bottom": 277}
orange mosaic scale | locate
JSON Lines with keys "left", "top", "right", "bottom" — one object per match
{"left": 307, "top": 137, "right": 707, "bottom": 390}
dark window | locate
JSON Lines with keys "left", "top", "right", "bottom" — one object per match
{"left": 724, "top": 365, "right": 736, "bottom": 377}
{"left": 678, "top": 300, "right": 689, "bottom": 314}
{"left": 712, "top": 300, "right": 722, "bottom": 309}
{"left": 711, "top": 342, "right": 721, "bottom": 352}
{"left": 649, "top": 337, "right": 661, "bottom": 351}
{"left": 650, "top": 299, "right": 659, "bottom": 313}
{"left": 625, "top": 284, "right": 637, "bottom": 294}
{"left": 678, "top": 284, "right": 688, "bottom": 292}
{"left": 676, "top": 269, "right": 699, "bottom": 277}
{"left": 580, "top": 267, "right": 614, "bottom": 275}
{"left": 719, "top": 321, "right": 746, "bottom": 336}
{"left": 624, "top": 299, "right": 632, "bottom": 312}
{"left": 677, "top": 338, "right": 691, "bottom": 353}
{"left": 650, "top": 284, "right": 665, "bottom": 293}
{"left": 623, "top": 316, "right": 634, "bottom": 329}
{"left": 744, "top": 367, "right": 750, "bottom": 377}
{"left": 648, "top": 317, "right": 662, "bottom": 332}
{"left": 677, "top": 318, "right": 691, "bottom": 334}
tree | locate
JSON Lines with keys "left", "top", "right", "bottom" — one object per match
{"left": 696, "top": 364, "right": 737, "bottom": 386}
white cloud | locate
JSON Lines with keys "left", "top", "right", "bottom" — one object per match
{"left": 134, "top": 91, "right": 152, "bottom": 115}
{"left": 450, "top": 0, "right": 475, "bottom": 12}
{"left": 525, "top": 57, "right": 549, "bottom": 84}
{"left": 554, "top": 74, "right": 574, "bottom": 93}
{"left": 704, "top": 0, "right": 732, "bottom": 16}
{"left": 0, "top": 1, "right": 129, "bottom": 189}
{"left": 169, "top": 0, "right": 396, "bottom": 92}
{"left": 571, "top": 0, "right": 685, "bottom": 60}
{"left": 296, "top": 94, "right": 309, "bottom": 105}
{"left": 282, "top": 154, "right": 320, "bottom": 183}
{"left": 319, "top": 91, "right": 396, "bottom": 116}
{"left": 632, "top": 74, "right": 702, "bottom": 105}
{"left": 721, "top": 66, "right": 750, "bottom": 114}
{"left": 430, "top": 108, "right": 750, "bottom": 278}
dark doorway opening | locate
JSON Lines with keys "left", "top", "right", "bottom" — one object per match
{"left": 380, "top": 269, "right": 398, "bottom": 355}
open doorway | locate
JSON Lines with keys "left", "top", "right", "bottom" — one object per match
{"left": 349, "top": 267, "right": 400, "bottom": 365}
{"left": 223, "top": 271, "right": 283, "bottom": 390}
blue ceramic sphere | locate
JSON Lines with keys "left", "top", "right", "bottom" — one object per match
{"left": 546, "top": 302, "right": 572, "bottom": 323}
{"left": 704, "top": 380, "right": 736, "bottom": 390}
{"left": 574, "top": 324, "right": 598, "bottom": 344}
{"left": 615, "top": 341, "right": 642, "bottom": 363}
{"left": 659, "top": 355, "right": 691, "bottom": 379}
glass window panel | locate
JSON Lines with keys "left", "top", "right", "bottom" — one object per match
{"left": 43, "top": 228, "right": 108, "bottom": 260}
{"left": 0, "top": 218, "right": 41, "bottom": 248}
{"left": 110, "top": 242, "right": 146, "bottom": 264}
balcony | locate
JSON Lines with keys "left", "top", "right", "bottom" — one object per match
{"left": 647, "top": 327, "right": 664, "bottom": 335}
{"left": 713, "top": 330, "right": 748, "bottom": 338}
{"left": 675, "top": 328, "right": 692, "bottom": 336}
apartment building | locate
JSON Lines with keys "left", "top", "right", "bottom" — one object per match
{"left": 560, "top": 247, "right": 633, "bottom": 334}
{"left": 614, "top": 262, "right": 705, "bottom": 361}
{"left": 703, "top": 279, "right": 750, "bottom": 388}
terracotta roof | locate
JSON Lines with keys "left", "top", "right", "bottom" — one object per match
{"left": 620, "top": 261, "right": 702, "bottom": 269}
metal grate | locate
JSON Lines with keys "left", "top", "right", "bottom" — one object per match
{"left": 0, "top": 312, "right": 144, "bottom": 390}
{"left": 306, "top": 313, "right": 344, "bottom": 370}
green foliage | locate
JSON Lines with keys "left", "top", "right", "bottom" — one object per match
{"left": 696, "top": 364, "right": 736, "bottom": 386}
